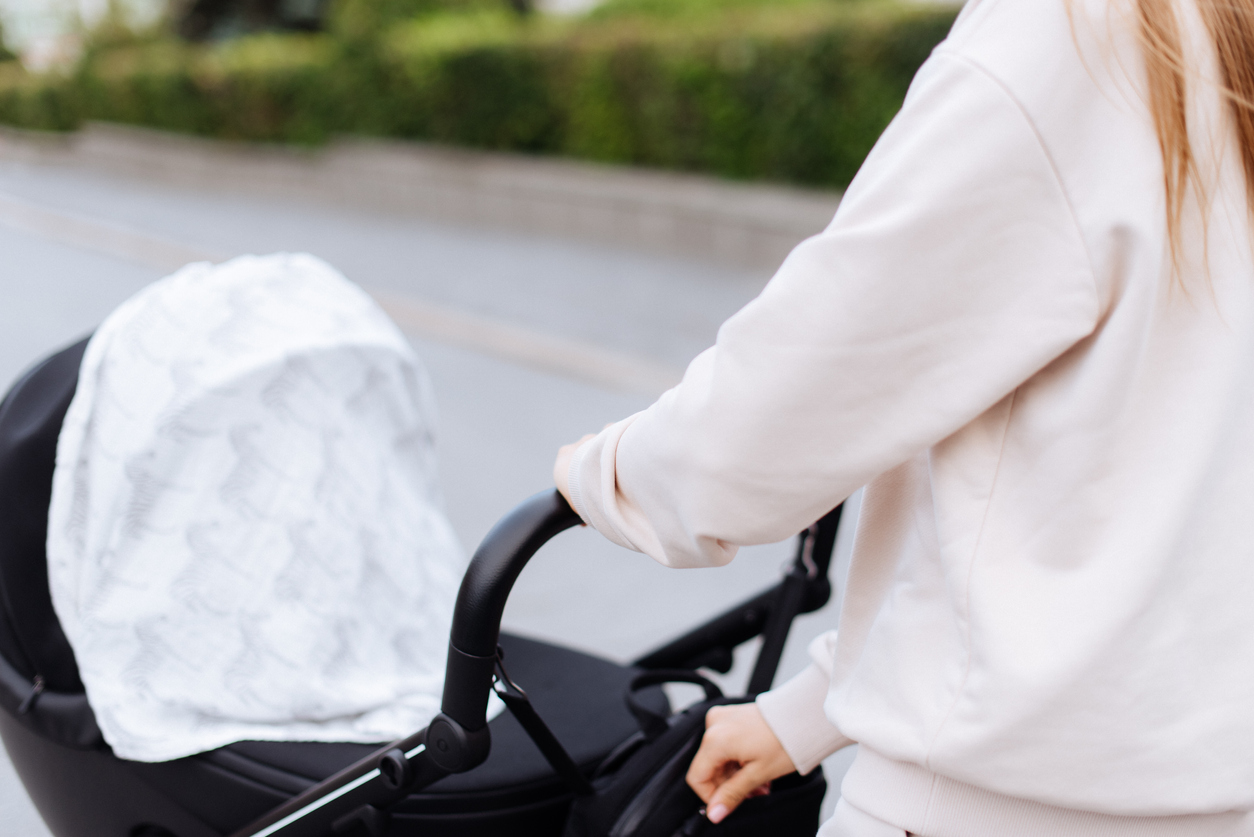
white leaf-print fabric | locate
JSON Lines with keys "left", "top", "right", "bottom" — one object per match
{"left": 46, "top": 253, "right": 473, "bottom": 762}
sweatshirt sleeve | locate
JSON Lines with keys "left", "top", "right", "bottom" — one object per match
{"left": 756, "top": 631, "right": 852, "bottom": 775}
{"left": 567, "top": 51, "right": 1099, "bottom": 567}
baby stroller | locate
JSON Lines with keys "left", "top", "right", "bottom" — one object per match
{"left": 0, "top": 337, "right": 842, "bottom": 837}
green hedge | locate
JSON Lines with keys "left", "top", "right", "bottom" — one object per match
{"left": 0, "top": 63, "right": 80, "bottom": 131}
{"left": 0, "top": 3, "right": 957, "bottom": 188}
{"left": 0, "top": 21, "right": 15, "bottom": 63}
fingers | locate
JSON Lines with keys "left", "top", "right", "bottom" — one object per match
{"left": 685, "top": 709, "right": 768, "bottom": 808}
{"left": 686, "top": 703, "right": 796, "bottom": 824}
{"left": 706, "top": 760, "right": 777, "bottom": 824}
{"left": 686, "top": 705, "right": 736, "bottom": 800}
{"left": 685, "top": 729, "right": 732, "bottom": 803}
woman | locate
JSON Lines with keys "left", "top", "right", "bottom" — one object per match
{"left": 47, "top": 253, "right": 470, "bottom": 762}
{"left": 554, "top": 0, "right": 1254, "bottom": 832}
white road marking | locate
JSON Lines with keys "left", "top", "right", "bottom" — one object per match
{"left": 0, "top": 191, "right": 682, "bottom": 396}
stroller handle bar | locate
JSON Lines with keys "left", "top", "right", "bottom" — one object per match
{"left": 232, "top": 490, "right": 582, "bottom": 837}
{"left": 450, "top": 489, "right": 582, "bottom": 657}
{"left": 440, "top": 490, "right": 582, "bottom": 736}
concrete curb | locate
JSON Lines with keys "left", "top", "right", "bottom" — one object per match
{"left": 0, "top": 123, "right": 841, "bottom": 270}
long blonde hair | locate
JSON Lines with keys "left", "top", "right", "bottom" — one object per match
{"left": 1136, "top": 0, "right": 1254, "bottom": 263}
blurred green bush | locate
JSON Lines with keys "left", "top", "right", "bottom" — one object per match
{"left": 0, "top": 19, "right": 16, "bottom": 63}
{"left": 0, "top": 1, "right": 957, "bottom": 188}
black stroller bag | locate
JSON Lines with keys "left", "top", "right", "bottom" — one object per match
{"left": 562, "top": 671, "right": 826, "bottom": 837}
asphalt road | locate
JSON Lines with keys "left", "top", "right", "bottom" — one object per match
{"left": 0, "top": 157, "right": 857, "bottom": 835}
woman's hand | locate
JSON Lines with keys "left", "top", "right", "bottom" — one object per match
{"left": 687, "top": 703, "right": 796, "bottom": 824}
{"left": 554, "top": 433, "right": 596, "bottom": 508}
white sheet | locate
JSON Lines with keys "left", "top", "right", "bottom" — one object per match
{"left": 46, "top": 253, "right": 473, "bottom": 762}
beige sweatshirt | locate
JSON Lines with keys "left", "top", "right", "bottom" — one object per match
{"left": 567, "top": 0, "right": 1254, "bottom": 832}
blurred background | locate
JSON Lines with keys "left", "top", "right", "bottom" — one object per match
{"left": 0, "top": 0, "right": 957, "bottom": 833}
{"left": 0, "top": 0, "right": 955, "bottom": 184}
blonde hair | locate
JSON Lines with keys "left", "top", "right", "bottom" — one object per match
{"left": 1135, "top": 0, "right": 1254, "bottom": 264}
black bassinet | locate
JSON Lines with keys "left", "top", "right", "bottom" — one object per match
{"left": 0, "top": 338, "right": 839, "bottom": 837}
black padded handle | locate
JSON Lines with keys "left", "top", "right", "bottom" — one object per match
{"left": 441, "top": 490, "right": 582, "bottom": 730}
{"left": 625, "top": 669, "right": 722, "bottom": 740}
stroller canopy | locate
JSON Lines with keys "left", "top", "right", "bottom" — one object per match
{"left": 45, "top": 253, "right": 468, "bottom": 762}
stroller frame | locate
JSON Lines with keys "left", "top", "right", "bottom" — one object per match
{"left": 229, "top": 491, "right": 843, "bottom": 837}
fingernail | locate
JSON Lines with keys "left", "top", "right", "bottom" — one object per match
{"left": 708, "top": 804, "right": 729, "bottom": 824}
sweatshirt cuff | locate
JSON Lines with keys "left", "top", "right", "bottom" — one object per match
{"left": 564, "top": 414, "right": 648, "bottom": 553}
{"left": 756, "top": 663, "right": 854, "bottom": 775}
{"left": 566, "top": 440, "right": 594, "bottom": 527}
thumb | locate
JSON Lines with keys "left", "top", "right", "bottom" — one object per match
{"left": 706, "top": 762, "right": 774, "bottom": 824}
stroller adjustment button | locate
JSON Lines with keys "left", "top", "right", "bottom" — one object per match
{"left": 425, "top": 713, "right": 491, "bottom": 773}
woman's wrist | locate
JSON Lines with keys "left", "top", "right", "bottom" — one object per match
{"left": 756, "top": 663, "right": 854, "bottom": 775}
